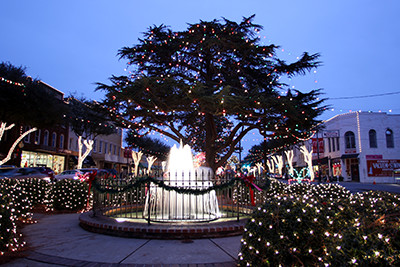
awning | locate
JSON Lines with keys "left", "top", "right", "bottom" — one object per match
{"left": 70, "top": 156, "right": 96, "bottom": 166}
{"left": 341, "top": 153, "right": 359, "bottom": 159}
{"left": 312, "top": 157, "right": 329, "bottom": 165}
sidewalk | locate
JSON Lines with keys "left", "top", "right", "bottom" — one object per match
{"left": 4, "top": 213, "right": 241, "bottom": 266}
{"left": 337, "top": 181, "right": 400, "bottom": 194}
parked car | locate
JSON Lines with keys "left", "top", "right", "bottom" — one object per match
{"left": 79, "top": 168, "right": 98, "bottom": 174}
{"left": 32, "top": 167, "right": 55, "bottom": 179}
{"left": 0, "top": 165, "right": 16, "bottom": 174}
{"left": 98, "top": 169, "right": 118, "bottom": 179}
{"left": 0, "top": 167, "right": 52, "bottom": 181}
{"left": 54, "top": 170, "right": 83, "bottom": 180}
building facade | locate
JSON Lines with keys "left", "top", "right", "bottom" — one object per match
{"left": 1, "top": 80, "right": 129, "bottom": 174}
{"left": 300, "top": 112, "right": 400, "bottom": 183}
{"left": 67, "top": 127, "right": 128, "bottom": 173}
{"left": 0, "top": 81, "right": 71, "bottom": 173}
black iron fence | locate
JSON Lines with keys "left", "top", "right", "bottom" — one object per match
{"left": 92, "top": 171, "right": 269, "bottom": 224}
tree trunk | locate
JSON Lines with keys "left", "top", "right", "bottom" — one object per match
{"left": 0, "top": 125, "right": 37, "bottom": 166}
{"left": 77, "top": 136, "right": 94, "bottom": 169}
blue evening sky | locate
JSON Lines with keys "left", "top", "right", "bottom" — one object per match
{"left": 1, "top": 0, "right": 399, "bottom": 151}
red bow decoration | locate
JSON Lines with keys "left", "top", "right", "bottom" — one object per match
{"left": 242, "top": 175, "right": 262, "bottom": 206}
{"left": 79, "top": 171, "right": 97, "bottom": 209}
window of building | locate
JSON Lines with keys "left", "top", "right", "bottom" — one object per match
{"left": 386, "top": 129, "right": 394, "bottom": 148}
{"left": 93, "top": 139, "right": 97, "bottom": 152}
{"left": 51, "top": 132, "right": 57, "bottom": 147}
{"left": 99, "top": 141, "right": 103, "bottom": 153}
{"left": 332, "top": 137, "right": 336, "bottom": 151}
{"left": 369, "top": 129, "right": 377, "bottom": 148}
{"left": 328, "top": 138, "right": 331, "bottom": 152}
{"left": 43, "top": 130, "right": 49, "bottom": 146}
{"left": 59, "top": 134, "right": 64, "bottom": 149}
{"left": 344, "top": 131, "right": 356, "bottom": 149}
{"left": 34, "top": 129, "right": 41, "bottom": 145}
{"left": 113, "top": 144, "right": 116, "bottom": 155}
{"left": 109, "top": 143, "right": 112, "bottom": 154}
{"left": 23, "top": 126, "right": 31, "bottom": 143}
{"left": 104, "top": 142, "right": 107, "bottom": 154}
{"left": 336, "top": 137, "right": 340, "bottom": 150}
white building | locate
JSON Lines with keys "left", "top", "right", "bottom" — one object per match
{"left": 303, "top": 112, "right": 400, "bottom": 183}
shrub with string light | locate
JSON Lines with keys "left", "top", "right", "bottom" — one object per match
{"left": 239, "top": 183, "right": 400, "bottom": 266}
{"left": 0, "top": 179, "right": 33, "bottom": 222}
{"left": 0, "top": 180, "right": 31, "bottom": 255}
{"left": 49, "top": 179, "right": 88, "bottom": 211}
{"left": 17, "top": 178, "right": 50, "bottom": 206}
{"left": 283, "top": 182, "right": 313, "bottom": 196}
{"left": 0, "top": 178, "right": 88, "bottom": 256}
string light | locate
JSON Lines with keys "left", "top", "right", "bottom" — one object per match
{"left": 0, "top": 76, "right": 26, "bottom": 87}
{"left": 0, "top": 178, "right": 89, "bottom": 256}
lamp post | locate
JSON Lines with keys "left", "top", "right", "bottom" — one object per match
{"left": 316, "top": 130, "right": 321, "bottom": 182}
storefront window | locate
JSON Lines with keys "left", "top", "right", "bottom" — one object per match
{"left": 21, "top": 151, "right": 65, "bottom": 174}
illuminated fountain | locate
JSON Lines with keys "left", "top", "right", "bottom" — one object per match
{"left": 144, "top": 142, "right": 220, "bottom": 222}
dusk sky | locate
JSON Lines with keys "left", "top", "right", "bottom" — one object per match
{"left": 1, "top": 0, "right": 399, "bottom": 151}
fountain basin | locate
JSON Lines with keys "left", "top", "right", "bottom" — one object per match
{"left": 79, "top": 211, "right": 247, "bottom": 239}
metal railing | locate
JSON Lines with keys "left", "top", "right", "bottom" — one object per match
{"left": 92, "top": 171, "right": 268, "bottom": 224}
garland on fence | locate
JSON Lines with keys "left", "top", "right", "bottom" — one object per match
{"left": 92, "top": 175, "right": 270, "bottom": 195}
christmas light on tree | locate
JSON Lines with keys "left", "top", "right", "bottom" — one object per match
{"left": 97, "top": 15, "right": 326, "bottom": 171}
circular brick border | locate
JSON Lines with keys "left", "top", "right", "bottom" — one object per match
{"left": 79, "top": 211, "right": 247, "bottom": 239}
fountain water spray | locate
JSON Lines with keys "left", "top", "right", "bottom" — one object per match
{"left": 144, "top": 142, "right": 220, "bottom": 222}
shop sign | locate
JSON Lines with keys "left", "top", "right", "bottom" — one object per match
{"left": 323, "top": 130, "right": 339, "bottom": 138}
{"left": 367, "top": 159, "right": 400, "bottom": 177}
{"left": 345, "top": 148, "right": 357, "bottom": 154}
{"left": 366, "top": 155, "right": 383, "bottom": 160}
{"left": 312, "top": 138, "right": 324, "bottom": 153}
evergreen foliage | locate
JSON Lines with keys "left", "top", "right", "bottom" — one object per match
{"left": 65, "top": 96, "right": 117, "bottom": 139}
{"left": 97, "top": 15, "right": 326, "bottom": 171}
{"left": 125, "top": 130, "right": 170, "bottom": 161}
{"left": 0, "top": 62, "right": 66, "bottom": 127}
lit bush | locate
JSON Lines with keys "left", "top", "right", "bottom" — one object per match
{"left": 0, "top": 178, "right": 89, "bottom": 255}
{"left": 49, "top": 179, "right": 88, "bottom": 211}
{"left": 0, "top": 179, "right": 33, "bottom": 221}
{"left": 239, "top": 185, "right": 400, "bottom": 266}
{"left": 17, "top": 178, "right": 50, "bottom": 206}
{"left": 0, "top": 184, "right": 28, "bottom": 255}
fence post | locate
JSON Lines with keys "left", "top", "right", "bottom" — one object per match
{"left": 236, "top": 181, "right": 240, "bottom": 222}
{"left": 147, "top": 182, "right": 151, "bottom": 225}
